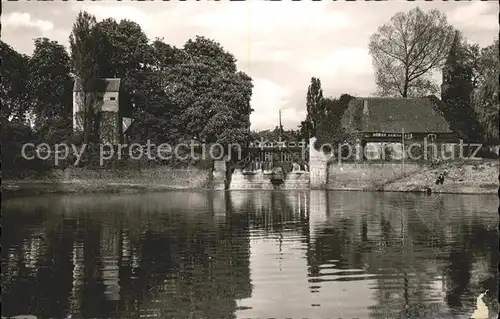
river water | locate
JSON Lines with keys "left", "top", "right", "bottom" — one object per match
{"left": 2, "top": 191, "right": 498, "bottom": 319}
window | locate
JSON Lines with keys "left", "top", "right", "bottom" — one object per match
{"left": 110, "top": 97, "right": 116, "bottom": 101}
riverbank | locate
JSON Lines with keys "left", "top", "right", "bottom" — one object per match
{"left": 2, "top": 159, "right": 498, "bottom": 197}
{"left": 2, "top": 167, "right": 214, "bottom": 198}
{"left": 1, "top": 180, "right": 208, "bottom": 198}
{"left": 323, "top": 159, "right": 498, "bottom": 195}
{"left": 381, "top": 159, "right": 499, "bottom": 194}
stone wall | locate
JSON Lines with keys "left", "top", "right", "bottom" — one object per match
{"left": 307, "top": 137, "right": 477, "bottom": 191}
{"left": 99, "top": 111, "right": 120, "bottom": 145}
{"left": 73, "top": 111, "right": 120, "bottom": 144}
{"left": 309, "top": 137, "right": 329, "bottom": 189}
{"left": 212, "top": 160, "right": 226, "bottom": 190}
{"left": 228, "top": 169, "right": 310, "bottom": 190}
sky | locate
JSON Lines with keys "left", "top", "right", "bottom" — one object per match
{"left": 2, "top": 0, "right": 498, "bottom": 131}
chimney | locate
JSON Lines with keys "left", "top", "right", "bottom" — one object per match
{"left": 363, "top": 99, "right": 369, "bottom": 115}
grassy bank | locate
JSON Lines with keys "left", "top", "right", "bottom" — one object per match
{"left": 3, "top": 159, "right": 498, "bottom": 197}
{"left": 381, "top": 159, "right": 498, "bottom": 194}
{"left": 1, "top": 180, "right": 204, "bottom": 198}
{"left": 2, "top": 166, "right": 213, "bottom": 198}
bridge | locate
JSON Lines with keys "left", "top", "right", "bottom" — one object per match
{"left": 226, "top": 140, "right": 310, "bottom": 187}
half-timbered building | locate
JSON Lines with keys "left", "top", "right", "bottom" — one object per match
{"left": 341, "top": 96, "right": 458, "bottom": 161}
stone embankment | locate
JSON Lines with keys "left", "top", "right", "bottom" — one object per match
{"left": 2, "top": 166, "right": 214, "bottom": 198}
{"left": 2, "top": 158, "right": 498, "bottom": 197}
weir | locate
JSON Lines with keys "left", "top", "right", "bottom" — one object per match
{"left": 219, "top": 139, "right": 311, "bottom": 190}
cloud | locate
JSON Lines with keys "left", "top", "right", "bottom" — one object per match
{"left": 281, "top": 108, "right": 307, "bottom": 130}
{"left": 2, "top": 12, "right": 54, "bottom": 32}
{"left": 448, "top": 1, "right": 498, "bottom": 32}
{"left": 250, "top": 78, "right": 293, "bottom": 130}
{"left": 249, "top": 42, "right": 294, "bottom": 63}
{"left": 2, "top": 1, "right": 499, "bottom": 131}
{"left": 300, "top": 47, "right": 373, "bottom": 77}
{"left": 191, "top": 1, "right": 353, "bottom": 32}
{"left": 71, "top": 4, "right": 152, "bottom": 29}
{"left": 69, "top": 3, "right": 207, "bottom": 49}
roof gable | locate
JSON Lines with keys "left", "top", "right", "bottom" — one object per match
{"left": 342, "top": 97, "right": 452, "bottom": 133}
{"left": 73, "top": 78, "right": 121, "bottom": 92}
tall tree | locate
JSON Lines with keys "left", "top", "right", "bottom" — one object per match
{"left": 369, "top": 7, "right": 454, "bottom": 97}
{"left": 125, "top": 66, "right": 179, "bottom": 144}
{"left": 126, "top": 36, "right": 253, "bottom": 146}
{"left": 95, "top": 18, "right": 150, "bottom": 79}
{"left": 474, "top": 39, "right": 499, "bottom": 143}
{"left": 305, "top": 77, "right": 324, "bottom": 138}
{"left": 69, "top": 11, "right": 103, "bottom": 144}
{"left": 0, "top": 41, "right": 31, "bottom": 124}
{"left": 28, "top": 38, "right": 73, "bottom": 143}
{"left": 183, "top": 36, "right": 237, "bottom": 73}
{"left": 93, "top": 18, "right": 153, "bottom": 140}
{"left": 161, "top": 36, "right": 253, "bottom": 145}
{"left": 298, "top": 120, "right": 311, "bottom": 142}
{"left": 149, "top": 38, "right": 184, "bottom": 71}
{"left": 314, "top": 94, "right": 354, "bottom": 151}
{"left": 441, "top": 31, "right": 484, "bottom": 142}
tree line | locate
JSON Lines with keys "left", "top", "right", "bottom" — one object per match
{"left": 1, "top": 11, "right": 254, "bottom": 173}
{"left": 300, "top": 7, "right": 499, "bottom": 146}
{"left": 1, "top": 12, "right": 253, "bottom": 144}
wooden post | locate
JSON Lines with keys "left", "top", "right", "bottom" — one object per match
{"left": 402, "top": 128, "right": 405, "bottom": 176}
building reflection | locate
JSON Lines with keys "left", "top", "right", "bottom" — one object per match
{"left": 232, "top": 191, "right": 312, "bottom": 318}
{"left": 305, "top": 192, "right": 498, "bottom": 318}
{"left": 2, "top": 193, "right": 252, "bottom": 319}
{"left": 1, "top": 192, "right": 498, "bottom": 318}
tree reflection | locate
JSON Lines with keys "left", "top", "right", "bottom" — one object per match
{"left": 2, "top": 192, "right": 498, "bottom": 318}
{"left": 304, "top": 192, "right": 499, "bottom": 318}
{"left": 1, "top": 193, "right": 253, "bottom": 319}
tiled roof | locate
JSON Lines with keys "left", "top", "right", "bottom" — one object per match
{"left": 72, "top": 77, "right": 121, "bottom": 92}
{"left": 342, "top": 96, "right": 452, "bottom": 133}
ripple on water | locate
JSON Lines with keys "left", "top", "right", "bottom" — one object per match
{"left": 1, "top": 191, "right": 498, "bottom": 319}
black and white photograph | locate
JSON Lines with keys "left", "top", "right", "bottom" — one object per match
{"left": 1, "top": 0, "right": 499, "bottom": 318}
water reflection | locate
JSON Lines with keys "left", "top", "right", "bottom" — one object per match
{"left": 2, "top": 191, "right": 498, "bottom": 318}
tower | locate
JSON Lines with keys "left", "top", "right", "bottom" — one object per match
{"left": 72, "top": 77, "right": 132, "bottom": 144}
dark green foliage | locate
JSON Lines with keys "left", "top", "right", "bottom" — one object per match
{"left": 441, "top": 32, "right": 485, "bottom": 142}
{"left": 314, "top": 94, "right": 354, "bottom": 151}
{"left": 298, "top": 120, "right": 312, "bottom": 141}
{"left": 28, "top": 38, "right": 73, "bottom": 144}
{"left": 95, "top": 18, "right": 150, "bottom": 79}
{"left": 93, "top": 17, "right": 150, "bottom": 122}
{"left": 0, "top": 41, "right": 31, "bottom": 124}
{"left": 91, "top": 22, "right": 253, "bottom": 146}
{"left": 69, "top": 11, "right": 103, "bottom": 143}
{"left": 150, "top": 39, "right": 185, "bottom": 69}
{"left": 65, "top": 12, "right": 253, "bottom": 148}
{"left": 0, "top": 122, "right": 48, "bottom": 177}
{"left": 124, "top": 67, "right": 179, "bottom": 144}
{"left": 305, "top": 77, "right": 324, "bottom": 137}
{"left": 184, "top": 36, "right": 237, "bottom": 73}
{"left": 160, "top": 37, "right": 253, "bottom": 145}
{"left": 473, "top": 39, "right": 499, "bottom": 143}
{"left": 2, "top": 10, "right": 256, "bottom": 177}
